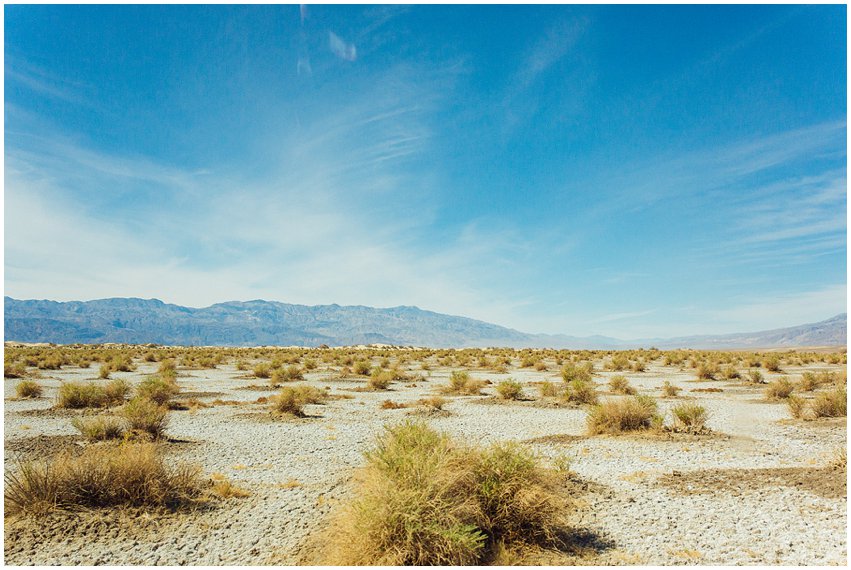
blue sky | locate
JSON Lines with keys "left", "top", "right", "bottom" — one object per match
{"left": 4, "top": 4, "right": 847, "bottom": 338}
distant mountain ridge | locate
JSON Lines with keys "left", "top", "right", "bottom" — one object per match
{"left": 3, "top": 297, "right": 846, "bottom": 349}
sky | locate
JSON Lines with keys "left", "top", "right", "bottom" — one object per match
{"left": 3, "top": 4, "right": 847, "bottom": 339}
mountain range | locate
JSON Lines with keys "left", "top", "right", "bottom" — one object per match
{"left": 3, "top": 297, "right": 846, "bottom": 349}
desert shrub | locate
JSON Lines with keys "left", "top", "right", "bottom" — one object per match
{"left": 631, "top": 360, "right": 646, "bottom": 373}
{"left": 811, "top": 386, "right": 847, "bottom": 418}
{"left": 368, "top": 369, "right": 394, "bottom": 391}
{"left": 209, "top": 475, "right": 251, "bottom": 499}
{"left": 15, "top": 380, "right": 43, "bottom": 399}
{"left": 253, "top": 362, "right": 273, "bottom": 379}
{"left": 136, "top": 376, "right": 179, "bottom": 406}
{"left": 720, "top": 366, "right": 740, "bottom": 380}
{"left": 4, "top": 443, "right": 201, "bottom": 515}
{"left": 380, "top": 400, "right": 407, "bottom": 410}
{"left": 534, "top": 361, "right": 548, "bottom": 372}
{"left": 158, "top": 359, "right": 177, "bottom": 381}
{"left": 270, "top": 365, "right": 304, "bottom": 385}
{"left": 670, "top": 404, "right": 709, "bottom": 433}
{"left": 608, "top": 375, "right": 636, "bottom": 395}
{"left": 765, "top": 377, "right": 794, "bottom": 400}
{"left": 800, "top": 371, "right": 836, "bottom": 392}
{"left": 605, "top": 354, "right": 629, "bottom": 371}
{"left": 71, "top": 416, "right": 126, "bottom": 441}
{"left": 98, "top": 364, "right": 111, "bottom": 379}
{"left": 661, "top": 381, "right": 680, "bottom": 397}
{"left": 4, "top": 361, "right": 27, "bottom": 378}
{"left": 586, "top": 395, "right": 660, "bottom": 435}
{"left": 562, "top": 379, "right": 598, "bottom": 405}
{"left": 57, "top": 383, "right": 109, "bottom": 409}
{"left": 561, "top": 362, "right": 593, "bottom": 383}
{"left": 120, "top": 398, "right": 169, "bottom": 439}
{"left": 303, "top": 358, "right": 318, "bottom": 371}
{"left": 786, "top": 395, "right": 809, "bottom": 419}
{"left": 353, "top": 360, "right": 372, "bottom": 375}
{"left": 324, "top": 422, "right": 565, "bottom": 565}
{"left": 442, "top": 371, "right": 486, "bottom": 396}
{"left": 270, "top": 385, "right": 328, "bottom": 417}
{"left": 496, "top": 380, "right": 523, "bottom": 400}
{"left": 764, "top": 357, "right": 781, "bottom": 372}
{"left": 747, "top": 369, "right": 765, "bottom": 384}
{"left": 418, "top": 396, "right": 447, "bottom": 411}
{"left": 103, "top": 379, "right": 132, "bottom": 405}
{"left": 695, "top": 362, "right": 718, "bottom": 380}
{"left": 538, "top": 381, "right": 561, "bottom": 398}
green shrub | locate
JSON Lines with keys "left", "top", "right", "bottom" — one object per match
{"left": 57, "top": 383, "right": 109, "bottom": 409}
{"left": 353, "top": 360, "right": 372, "bottom": 375}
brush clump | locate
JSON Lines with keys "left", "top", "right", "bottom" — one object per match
{"left": 324, "top": 421, "right": 567, "bottom": 565}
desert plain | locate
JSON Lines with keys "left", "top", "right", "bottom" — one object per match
{"left": 3, "top": 344, "right": 847, "bottom": 565}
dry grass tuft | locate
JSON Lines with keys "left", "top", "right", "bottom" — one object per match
{"left": 15, "top": 380, "right": 43, "bottom": 399}
{"left": 765, "top": 377, "right": 794, "bottom": 400}
{"left": 538, "top": 381, "right": 562, "bottom": 398}
{"left": 120, "top": 398, "right": 169, "bottom": 440}
{"left": 586, "top": 396, "right": 660, "bottom": 435}
{"left": 323, "top": 421, "right": 567, "bottom": 565}
{"left": 562, "top": 379, "right": 598, "bottom": 405}
{"left": 270, "top": 385, "right": 328, "bottom": 417}
{"left": 209, "top": 475, "right": 251, "bottom": 499}
{"left": 71, "top": 416, "right": 126, "bottom": 441}
{"left": 4, "top": 443, "right": 202, "bottom": 515}
{"left": 136, "top": 376, "right": 179, "bottom": 406}
{"left": 496, "top": 379, "right": 524, "bottom": 400}
{"left": 368, "top": 369, "right": 394, "bottom": 391}
{"left": 811, "top": 386, "right": 847, "bottom": 418}
{"left": 56, "top": 381, "right": 128, "bottom": 409}
{"left": 661, "top": 381, "right": 680, "bottom": 398}
{"left": 380, "top": 399, "right": 408, "bottom": 410}
{"left": 608, "top": 375, "right": 636, "bottom": 395}
{"left": 441, "top": 371, "right": 487, "bottom": 396}
{"left": 670, "top": 404, "right": 709, "bottom": 433}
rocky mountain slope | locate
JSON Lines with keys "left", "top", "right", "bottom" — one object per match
{"left": 3, "top": 297, "right": 846, "bottom": 349}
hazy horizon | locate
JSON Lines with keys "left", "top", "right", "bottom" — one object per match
{"left": 4, "top": 4, "right": 847, "bottom": 338}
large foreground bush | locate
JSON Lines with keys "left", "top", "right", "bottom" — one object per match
{"left": 324, "top": 421, "right": 566, "bottom": 565}
{"left": 5, "top": 443, "right": 202, "bottom": 515}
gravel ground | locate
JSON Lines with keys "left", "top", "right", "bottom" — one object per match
{"left": 4, "top": 359, "right": 847, "bottom": 565}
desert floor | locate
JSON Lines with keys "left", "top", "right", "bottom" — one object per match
{"left": 4, "top": 356, "right": 847, "bottom": 565}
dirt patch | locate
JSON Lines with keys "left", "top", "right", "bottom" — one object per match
{"left": 12, "top": 407, "right": 105, "bottom": 419}
{"left": 173, "top": 391, "right": 226, "bottom": 400}
{"left": 524, "top": 434, "right": 588, "bottom": 445}
{"left": 776, "top": 417, "right": 847, "bottom": 429}
{"left": 5, "top": 435, "right": 86, "bottom": 461}
{"left": 658, "top": 465, "right": 846, "bottom": 499}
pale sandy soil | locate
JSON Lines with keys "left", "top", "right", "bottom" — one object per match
{"left": 3, "top": 358, "right": 847, "bottom": 565}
